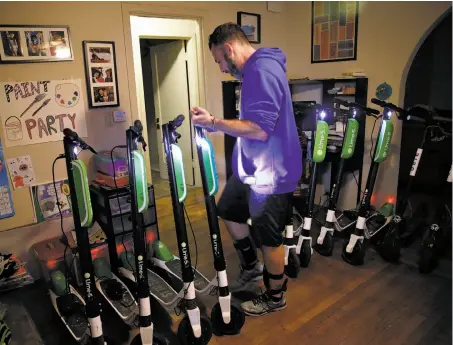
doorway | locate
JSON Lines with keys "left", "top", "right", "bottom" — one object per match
{"left": 128, "top": 15, "right": 205, "bottom": 198}
{"left": 140, "top": 38, "right": 193, "bottom": 197}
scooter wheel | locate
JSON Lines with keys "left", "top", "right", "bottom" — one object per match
{"left": 314, "top": 232, "right": 334, "bottom": 257}
{"left": 299, "top": 241, "right": 312, "bottom": 268}
{"left": 374, "top": 230, "right": 400, "bottom": 263}
{"left": 285, "top": 248, "right": 301, "bottom": 278}
{"left": 341, "top": 239, "right": 365, "bottom": 266}
{"left": 211, "top": 301, "right": 245, "bottom": 335}
{"left": 177, "top": 315, "right": 212, "bottom": 345}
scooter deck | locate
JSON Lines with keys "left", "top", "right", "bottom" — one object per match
{"left": 365, "top": 213, "right": 392, "bottom": 239}
{"left": 49, "top": 286, "right": 89, "bottom": 342}
{"left": 119, "top": 266, "right": 179, "bottom": 307}
{"left": 96, "top": 274, "right": 138, "bottom": 323}
{"left": 335, "top": 210, "right": 358, "bottom": 231}
{"left": 148, "top": 269, "right": 179, "bottom": 305}
{"left": 151, "top": 256, "right": 210, "bottom": 293}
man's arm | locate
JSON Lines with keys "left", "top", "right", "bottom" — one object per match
{"left": 213, "top": 117, "right": 269, "bottom": 141}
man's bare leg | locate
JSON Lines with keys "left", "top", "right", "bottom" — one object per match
{"left": 262, "top": 245, "right": 286, "bottom": 297}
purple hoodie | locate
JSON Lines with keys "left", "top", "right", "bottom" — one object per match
{"left": 232, "top": 48, "right": 302, "bottom": 194}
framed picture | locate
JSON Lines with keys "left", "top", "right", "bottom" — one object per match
{"left": 0, "top": 25, "right": 73, "bottom": 63}
{"left": 237, "top": 11, "right": 261, "bottom": 44}
{"left": 82, "top": 41, "right": 120, "bottom": 108}
{"left": 311, "top": 1, "right": 359, "bottom": 63}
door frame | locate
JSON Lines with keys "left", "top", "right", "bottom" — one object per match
{"left": 122, "top": 3, "right": 208, "bottom": 187}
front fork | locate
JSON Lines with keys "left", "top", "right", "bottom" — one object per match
{"left": 184, "top": 282, "right": 202, "bottom": 338}
{"left": 345, "top": 216, "right": 366, "bottom": 253}
{"left": 317, "top": 209, "right": 335, "bottom": 245}
{"left": 296, "top": 217, "right": 313, "bottom": 255}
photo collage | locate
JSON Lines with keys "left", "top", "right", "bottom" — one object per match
{"left": 84, "top": 42, "right": 119, "bottom": 107}
{"left": 0, "top": 27, "right": 72, "bottom": 62}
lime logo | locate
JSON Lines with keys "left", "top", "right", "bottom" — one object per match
{"left": 212, "top": 234, "right": 217, "bottom": 240}
{"left": 348, "top": 148, "right": 353, "bottom": 154}
{"left": 138, "top": 255, "right": 145, "bottom": 279}
{"left": 181, "top": 242, "right": 189, "bottom": 267}
{"left": 317, "top": 150, "right": 323, "bottom": 155}
{"left": 84, "top": 273, "right": 90, "bottom": 279}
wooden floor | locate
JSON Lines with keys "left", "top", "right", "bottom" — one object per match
{"left": 152, "top": 187, "right": 452, "bottom": 345}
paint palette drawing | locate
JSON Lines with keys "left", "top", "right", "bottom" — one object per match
{"left": 55, "top": 83, "right": 80, "bottom": 108}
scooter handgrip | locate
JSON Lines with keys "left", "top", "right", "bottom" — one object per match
{"left": 406, "top": 115, "right": 426, "bottom": 123}
{"left": 133, "top": 119, "right": 143, "bottom": 132}
{"left": 371, "top": 98, "right": 387, "bottom": 107}
{"left": 172, "top": 114, "right": 185, "bottom": 128}
{"left": 364, "top": 106, "right": 380, "bottom": 115}
{"left": 333, "top": 98, "right": 351, "bottom": 107}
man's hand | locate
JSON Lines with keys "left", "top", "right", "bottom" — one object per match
{"left": 190, "top": 106, "right": 213, "bottom": 128}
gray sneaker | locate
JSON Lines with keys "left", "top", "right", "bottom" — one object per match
{"left": 229, "top": 263, "right": 264, "bottom": 292}
{"left": 241, "top": 291, "right": 287, "bottom": 316}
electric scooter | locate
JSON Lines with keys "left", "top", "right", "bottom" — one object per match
{"left": 151, "top": 115, "right": 212, "bottom": 344}
{"left": 369, "top": 104, "right": 452, "bottom": 263}
{"left": 342, "top": 98, "right": 397, "bottom": 266}
{"left": 295, "top": 105, "right": 329, "bottom": 267}
{"left": 117, "top": 120, "right": 169, "bottom": 345}
{"left": 113, "top": 121, "right": 204, "bottom": 344}
{"left": 193, "top": 126, "right": 245, "bottom": 334}
{"left": 314, "top": 98, "right": 380, "bottom": 256}
{"left": 57, "top": 128, "right": 108, "bottom": 344}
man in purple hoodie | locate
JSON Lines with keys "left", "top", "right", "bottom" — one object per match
{"left": 191, "top": 23, "right": 302, "bottom": 316}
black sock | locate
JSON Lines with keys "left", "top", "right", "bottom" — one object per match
{"left": 234, "top": 236, "right": 258, "bottom": 270}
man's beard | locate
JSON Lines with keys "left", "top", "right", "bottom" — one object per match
{"left": 224, "top": 54, "right": 241, "bottom": 80}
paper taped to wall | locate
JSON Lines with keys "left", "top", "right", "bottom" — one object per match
{"left": 6, "top": 155, "right": 36, "bottom": 189}
{"left": 0, "top": 139, "right": 14, "bottom": 219}
{"left": 0, "top": 79, "right": 88, "bottom": 147}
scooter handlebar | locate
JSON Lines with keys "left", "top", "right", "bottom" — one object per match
{"left": 63, "top": 128, "right": 97, "bottom": 154}
{"left": 333, "top": 98, "right": 380, "bottom": 116}
{"left": 371, "top": 98, "right": 406, "bottom": 114}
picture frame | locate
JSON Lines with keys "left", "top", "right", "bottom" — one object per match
{"left": 82, "top": 40, "right": 120, "bottom": 108}
{"left": 237, "top": 11, "right": 261, "bottom": 44}
{"left": 311, "top": 1, "right": 359, "bottom": 63}
{"left": 0, "top": 25, "right": 73, "bottom": 64}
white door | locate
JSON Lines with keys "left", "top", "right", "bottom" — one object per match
{"left": 150, "top": 40, "right": 194, "bottom": 184}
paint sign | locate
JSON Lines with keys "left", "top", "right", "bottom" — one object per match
{"left": 0, "top": 79, "right": 88, "bottom": 147}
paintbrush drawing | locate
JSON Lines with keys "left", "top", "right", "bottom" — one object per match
{"left": 32, "top": 98, "right": 50, "bottom": 117}
{"left": 20, "top": 93, "right": 46, "bottom": 118}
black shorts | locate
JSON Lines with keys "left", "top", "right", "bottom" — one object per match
{"left": 216, "top": 175, "right": 292, "bottom": 247}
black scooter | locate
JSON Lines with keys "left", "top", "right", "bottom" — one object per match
{"left": 59, "top": 129, "right": 108, "bottom": 345}
{"left": 314, "top": 98, "right": 380, "bottom": 256}
{"left": 342, "top": 98, "right": 398, "bottom": 266}
{"left": 370, "top": 104, "right": 452, "bottom": 263}
{"left": 124, "top": 120, "right": 169, "bottom": 345}
{"left": 157, "top": 115, "right": 213, "bottom": 344}
{"left": 193, "top": 126, "right": 245, "bottom": 335}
